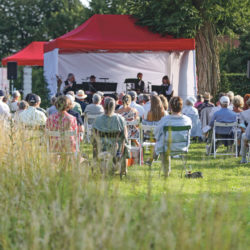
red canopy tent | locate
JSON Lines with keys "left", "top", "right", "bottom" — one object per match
{"left": 45, "top": 14, "right": 195, "bottom": 53}
{"left": 44, "top": 14, "right": 196, "bottom": 98}
{"left": 2, "top": 41, "right": 45, "bottom": 66}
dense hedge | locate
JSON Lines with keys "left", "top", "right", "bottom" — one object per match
{"left": 218, "top": 72, "right": 249, "bottom": 97}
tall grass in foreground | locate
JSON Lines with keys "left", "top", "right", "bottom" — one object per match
{"left": 0, "top": 121, "right": 249, "bottom": 250}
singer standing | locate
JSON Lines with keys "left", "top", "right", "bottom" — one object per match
{"left": 60, "top": 73, "right": 77, "bottom": 94}
{"left": 161, "top": 75, "right": 173, "bottom": 101}
{"left": 134, "top": 72, "right": 145, "bottom": 94}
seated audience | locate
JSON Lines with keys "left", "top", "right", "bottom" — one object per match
{"left": 144, "top": 95, "right": 167, "bottom": 124}
{"left": 240, "top": 123, "right": 250, "bottom": 164}
{"left": 182, "top": 96, "right": 202, "bottom": 138}
{"left": 37, "top": 95, "right": 47, "bottom": 116}
{"left": 194, "top": 94, "right": 203, "bottom": 108}
{"left": 152, "top": 97, "right": 192, "bottom": 172}
{"left": 239, "top": 98, "right": 250, "bottom": 126}
{"left": 112, "top": 93, "right": 121, "bottom": 110}
{"left": 75, "top": 90, "right": 88, "bottom": 114}
{"left": 92, "top": 97, "right": 128, "bottom": 160}
{"left": 128, "top": 91, "right": 144, "bottom": 118}
{"left": 19, "top": 94, "right": 47, "bottom": 127}
{"left": 47, "top": 96, "right": 57, "bottom": 116}
{"left": 9, "top": 90, "right": 20, "bottom": 113}
{"left": 142, "top": 94, "right": 151, "bottom": 119}
{"left": 0, "top": 90, "right": 11, "bottom": 119}
{"left": 46, "top": 95, "right": 78, "bottom": 152}
{"left": 159, "top": 94, "right": 168, "bottom": 112}
{"left": 14, "top": 101, "right": 29, "bottom": 122}
{"left": 66, "top": 91, "right": 82, "bottom": 115}
{"left": 243, "top": 94, "right": 250, "bottom": 110}
{"left": 233, "top": 95, "right": 244, "bottom": 114}
{"left": 116, "top": 94, "right": 139, "bottom": 139}
{"left": 197, "top": 92, "right": 214, "bottom": 116}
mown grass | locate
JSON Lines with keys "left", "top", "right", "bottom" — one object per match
{"left": 0, "top": 122, "right": 249, "bottom": 250}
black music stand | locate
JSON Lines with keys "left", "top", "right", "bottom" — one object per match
{"left": 124, "top": 78, "right": 138, "bottom": 93}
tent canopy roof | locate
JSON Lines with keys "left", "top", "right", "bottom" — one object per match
{"left": 2, "top": 42, "right": 45, "bottom": 66}
{"left": 45, "top": 14, "right": 195, "bottom": 53}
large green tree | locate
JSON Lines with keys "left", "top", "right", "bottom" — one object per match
{"left": 129, "top": 0, "right": 250, "bottom": 95}
{"left": 0, "top": 0, "right": 87, "bottom": 60}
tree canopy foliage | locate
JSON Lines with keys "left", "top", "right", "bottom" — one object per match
{"left": 0, "top": 0, "right": 87, "bottom": 60}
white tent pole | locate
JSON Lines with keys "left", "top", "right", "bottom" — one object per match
{"left": 23, "top": 66, "right": 32, "bottom": 98}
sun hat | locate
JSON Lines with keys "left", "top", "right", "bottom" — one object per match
{"left": 186, "top": 96, "right": 196, "bottom": 105}
{"left": 220, "top": 96, "right": 230, "bottom": 104}
{"left": 76, "top": 90, "right": 87, "bottom": 100}
{"left": 203, "top": 92, "right": 212, "bottom": 100}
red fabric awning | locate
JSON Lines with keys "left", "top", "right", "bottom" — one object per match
{"left": 2, "top": 42, "right": 45, "bottom": 66}
{"left": 45, "top": 15, "right": 195, "bottom": 53}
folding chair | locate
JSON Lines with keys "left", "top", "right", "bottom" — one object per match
{"left": 162, "top": 125, "right": 191, "bottom": 177}
{"left": 46, "top": 129, "right": 79, "bottom": 158}
{"left": 92, "top": 129, "right": 126, "bottom": 178}
{"left": 126, "top": 120, "right": 142, "bottom": 165}
{"left": 83, "top": 113, "right": 101, "bottom": 143}
{"left": 210, "top": 121, "right": 238, "bottom": 158}
{"left": 140, "top": 124, "right": 156, "bottom": 165}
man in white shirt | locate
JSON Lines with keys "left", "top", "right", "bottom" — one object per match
{"left": 128, "top": 91, "right": 144, "bottom": 118}
{"left": 0, "top": 90, "right": 11, "bottom": 119}
{"left": 9, "top": 90, "right": 20, "bottom": 113}
{"left": 19, "top": 94, "right": 47, "bottom": 127}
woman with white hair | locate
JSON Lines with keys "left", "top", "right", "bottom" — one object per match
{"left": 182, "top": 96, "right": 202, "bottom": 138}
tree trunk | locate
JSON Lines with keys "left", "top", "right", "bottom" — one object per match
{"left": 195, "top": 22, "right": 220, "bottom": 96}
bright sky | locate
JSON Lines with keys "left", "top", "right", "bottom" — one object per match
{"left": 80, "top": 0, "right": 90, "bottom": 7}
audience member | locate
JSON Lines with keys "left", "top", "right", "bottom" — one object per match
{"left": 197, "top": 92, "right": 214, "bottom": 116}
{"left": 19, "top": 94, "right": 47, "bottom": 127}
{"left": 47, "top": 96, "right": 57, "bottom": 116}
{"left": 84, "top": 94, "right": 104, "bottom": 116}
{"left": 0, "top": 90, "right": 11, "bottom": 119}
{"left": 182, "top": 96, "right": 202, "bottom": 137}
{"left": 240, "top": 123, "right": 250, "bottom": 164}
{"left": 116, "top": 94, "right": 139, "bottom": 139}
{"left": 227, "top": 91, "right": 234, "bottom": 110}
{"left": 9, "top": 90, "right": 20, "bottom": 113}
{"left": 159, "top": 94, "right": 168, "bottom": 112}
{"left": 36, "top": 95, "right": 47, "bottom": 116}
{"left": 194, "top": 94, "right": 203, "bottom": 108}
{"left": 233, "top": 95, "right": 244, "bottom": 114}
{"left": 14, "top": 101, "right": 28, "bottom": 122}
{"left": 239, "top": 98, "right": 250, "bottom": 126}
{"left": 142, "top": 94, "right": 151, "bottom": 119}
{"left": 66, "top": 92, "right": 82, "bottom": 115}
{"left": 128, "top": 91, "right": 144, "bottom": 118}
{"left": 243, "top": 94, "right": 250, "bottom": 110}
{"left": 75, "top": 90, "right": 88, "bottom": 113}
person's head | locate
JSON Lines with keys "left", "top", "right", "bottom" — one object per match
{"left": 28, "top": 94, "right": 39, "bottom": 107}
{"left": 162, "top": 75, "right": 170, "bottom": 85}
{"left": 159, "top": 94, "right": 168, "bottom": 110}
{"left": 55, "top": 95, "right": 71, "bottom": 112}
{"left": 51, "top": 96, "right": 57, "bottom": 105}
{"left": 245, "top": 98, "right": 250, "bottom": 109}
{"left": 12, "top": 90, "right": 20, "bottom": 100}
{"left": 2, "top": 96, "right": 8, "bottom": 103}
{"left": 76, "top": 90, "right": 87, "bottom": 100}
{"left": 25, "top": 93, "right": 33, "bottom": 102}
{"left": 220, "top": 96, "right": 230, "bottom": 108}
{"left": 196, "top": 94, "right": 203, "bottom": 102}
{"left": 112, "top": 93, "right": 119, "bottom": 104}
{"left": 150, "top": 95, "right": 165, "bottom": 121}
{"left": 227, "top": 91, "right": 234, "bottom": 104}
{"left": 96, "top": 91, "right": 104, "bottom": 100}
{"left": 119, "top": 92, "right": 125, "bottom": 102}
{"left": 66, "top": 94, "right": 75, "bottom": 109}
{"left": 243, "top": 94, "right": 250, "bottom": 110}
{"left": 92, "top": 94, "right": 101, "bottom": 105}
{"left": 170, "top": 96, "right": 183, "bottom": 113}
{"left": 128, "top": 91, "right": 137, "bottom": 102}
{"left": 122, "top": 94, "right": 131, "bottom": 107}
{"left": 150, "top": 91, "right": 158, "bottom": 97}
{"left": 143, "top": 94, "right": 150, "bottom": 104}
{"left": 185, "top": 96, "right": 196, "bottom": 107}
{"left": 104, "top": 97, "right": 115, "bottom": 116}
{"left": 67, "top": 73, "right": 75, "bottom": 82}
{"left": 203, "top": 92, "right": 211, "bottom": 101}
{"left": 0, "top": 90, "right": 5, "bottom": 101}
{"left": 90, "top": 75, "right": 96, "bottom": 83}
{"left": 138, "top": 94, "right": 144, "bottom": 105}
{"left": 233, "top": 95, "right": 244, "bottom": 109}
{"left": 18, "top": 101, "right": 29, "bottom": 111}
{"left": 137, "top": 72, "right": 143, "bottom": 80}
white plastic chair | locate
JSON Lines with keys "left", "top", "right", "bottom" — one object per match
{"left": 46, "top": 129, "right": 79, "bottom": 158}
{"left": 83, "top": 113, "right": 101, "bottom": 143}
{"left": 211, "top": 121, "right": 238, "bottom": 158}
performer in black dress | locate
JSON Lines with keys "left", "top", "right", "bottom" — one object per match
{"left": 161, "top": 75, "right": 173, "bottom": 101}
{"left": 134, "top": 72, "right": 145, "bottom": 94}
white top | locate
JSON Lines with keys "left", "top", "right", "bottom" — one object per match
{"left": 239, "top": 109, "right": 250, "bottom": 124}
{"left": 142, "top": 101, "right": 151, "bottom": 119}
{"left": 130, "top": 101, "right": 144, "bottom": 117}
{"left": 9, "top": 101, "right": 19, "bottom": 113}
{"left": 0, "top": 101, "right": 11, "bottom": 119}
{"left": 19, "top": 106, "right": 47, "bottom": 126}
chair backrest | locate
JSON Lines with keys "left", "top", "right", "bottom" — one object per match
{"left": 126, "top": 119, "right": 140, "bottom": 141}
{"left": 214, "top": 121, "right": 238, "bottom": 127}
{"left": 83, "top": 113, "right": 101, "bottom": 131}
{"left": 163, "top": 125, "right": 191, "bottom": 153}
{"left": 200, "top": 107, "right": 213, "bottom": 128}
{"left": 46, "top": 128, "right": 79, "bottom": 154}
{"left": 140, "top": 124, "right": 156, "bottom": 142}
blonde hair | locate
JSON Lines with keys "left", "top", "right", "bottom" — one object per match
{"left": 122, "top": 95, "right": 131, "bottom": 107}
{"left": 159, "top": 94, "right": 168, "bottom": 111}
{"left": 55, "top": 96, "right": 71, "bottom": 112}
{"left": 104, "top": 97, "right": 115, "bottom": 116}
{"left": 148, "top": 96, "right": 165, "bottom": 121}
{"left": 233, "top": 95, "right": 244, "bottom": 108}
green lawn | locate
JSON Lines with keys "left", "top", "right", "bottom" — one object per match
{"left": 0, "top": 126, "right": 249, "bottom": 249}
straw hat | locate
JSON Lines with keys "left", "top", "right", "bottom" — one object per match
{"left": 76, "top": 90, "right": 87, "bottom": 100}
{"left": 203, "top": 92, "right": 212, "bottom": 100}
